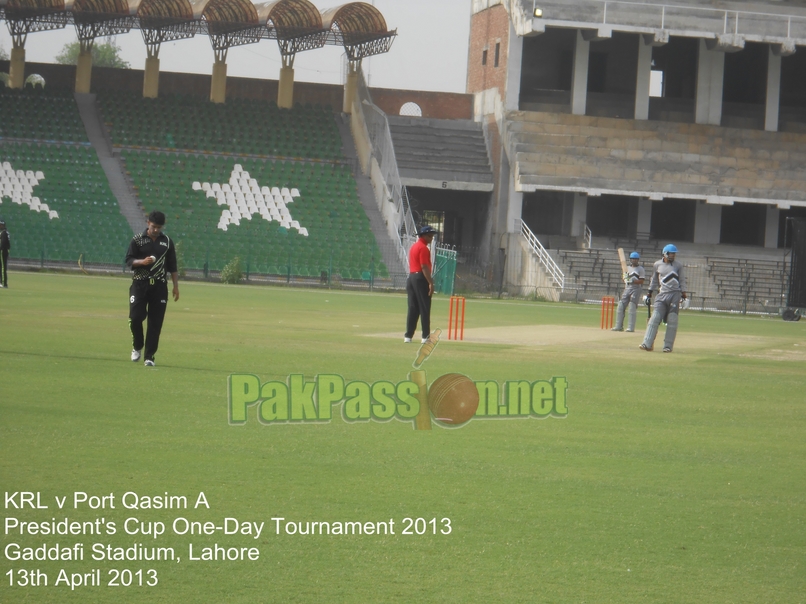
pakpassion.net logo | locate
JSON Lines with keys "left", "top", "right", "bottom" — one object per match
{"left": 228, "top": 329, "right": 568, "bottom": 430}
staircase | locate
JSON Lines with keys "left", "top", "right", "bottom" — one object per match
{"left": 74, "top": 93, "right": 144, "bottom": 233}
{"left": 388, "top": 116, "right": 493, "bottom": 191}
{"left": 334, "top": 112, "right": 407, "bottom": 287}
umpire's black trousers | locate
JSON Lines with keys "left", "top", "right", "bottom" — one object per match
{"left": 129, "top": 279, "right": 168, "bottom": 361}
{"left": 0, "top": 250, "right": 8, "bottom": 287}
{"left": 405, "top": 272, "right": 431, "bottom": 339}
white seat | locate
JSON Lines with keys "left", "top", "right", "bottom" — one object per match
{"left": 202, "top": 182, "right": 211, "bottom": 191}
{"left": 35, "top": 171, "right": 45, "bottom": 180}
{"left": 206, "top": 190, "right": 216, "bottom": 199}
{"left": 291, "top": 188, "right": 300, "bottom": 197}
{"left": 271, "top": 187, "right": 281, "bottom": 196}
{"left": 299, "top": 227, "right": 308, "bottom": 236}
{"left": 212, "top": 183, "right": 221, "bottom": 192}
{"left": 233, "top": 164, "right": 243, "bottom": 172}
{"left": 261, "top": 186, "right": 271, "bottom": 195}
{"left": 222, "top": 183, "right": 231, "bottom": 193}
{"left": 192, "top": 181, "right": 202, "bottom": 190}
{"left": 48, "top": 210, "right": 59, "bottom": 220}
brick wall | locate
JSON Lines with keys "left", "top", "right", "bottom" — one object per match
{"left": 467, "top": 4, "right": 510, "bottom": 95}
{"left": 369, "top": 87, "right": 473, "bottom": 120}
{"left": 0, "top": 61, "right": 473, "bottom": 119}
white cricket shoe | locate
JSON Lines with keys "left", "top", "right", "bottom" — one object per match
{"left": 403, "top": 337, "right": 412, "bottom": 343}
{"left": 144, "top": 359, "right": 155, "bottom": 367}
{"left": 131, "top": 349, "right": 141, "bottom": 362}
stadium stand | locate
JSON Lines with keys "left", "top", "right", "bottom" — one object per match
{"left": 0, "top": 87, "right": 88, "bottom": 143}
{"left": 121, "top": 150, "right": 388, "bottom": 280}
{"left": 98, "top": 92, "right": 342, "bottom": 160}
{"left": 509, "top": 111, "right": 806, "bottom": 204}
{"left": 0, "top": 140, "right": 131, "bottom": 264}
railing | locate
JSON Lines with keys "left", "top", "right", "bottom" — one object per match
{"left": 527, "top": 0, "right": 806, "bottom": 40}
{"left": 433, "top": 242, "right": 458, "bottom": 295}
{"left": 519, "top": 219, "right": 565, "bottom": 290}
{"left": 583, "top": 224, "right": 592, "bottom": 250}
{"left": 356, "top": 73, "right": 417, "bottom": 271}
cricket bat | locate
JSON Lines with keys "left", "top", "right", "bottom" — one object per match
{"left": 617, "top": 248, "right": 628, "bottom": 274}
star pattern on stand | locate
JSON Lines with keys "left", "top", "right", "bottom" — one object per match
{"left": 192, "top": 164, "right": 308, "bottom": 236}
{"left": 0, "top": 162, "right": 59, "bottom": 219}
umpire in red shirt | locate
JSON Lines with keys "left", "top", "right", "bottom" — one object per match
{"left": 405, "top": 225, "right": 438, "bottom": 343}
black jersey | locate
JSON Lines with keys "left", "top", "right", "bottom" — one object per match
{"left": 125, "top": 230, "right": 177, "bottom": 282}
{"left": 0, "top": 229, "right": 9, "bottom": 252}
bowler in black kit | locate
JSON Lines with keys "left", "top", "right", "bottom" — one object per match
{"left": 125, "top": 211, "right": 180, "bottom": 366}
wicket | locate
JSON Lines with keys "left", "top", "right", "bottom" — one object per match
{"left": 601, "top": 296, "right": 615, "bottom": 330}
{"left": 448, "top": 296, "right": 466, "bottom": 340}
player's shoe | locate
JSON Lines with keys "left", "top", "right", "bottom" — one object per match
{"left": 625, "top": 329, "right": 634, "bottom": 332}
{"left": 131, "top": 349, "right": 142, "bottom": 362}
{"left": 662, "top": 347, "right": 672, "bottom": 353}
{"left": 610, "top": 327, "right": 623, "bottom": 332}
{"left": 421, "top": 337, "right": 428, "bottom": 343}
{"left": 144, "top": 359, "right": 155, "bottom": 367}
{"left": 403, "top": 337, "right": 412, "bottom": 343}
{"left": 639, "top": 344, "right": 653, "bottom": 351}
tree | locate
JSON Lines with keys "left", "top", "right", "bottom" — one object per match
{"left": 0, "top": 43, "right": 9, "bottom": 61}
{"left": 55, "top": 37, "right": 130, "bottom": 69}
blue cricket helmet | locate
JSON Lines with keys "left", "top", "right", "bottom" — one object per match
{"left": 629, "top": 252, "right": 640, "bottom": 259}
{"left": 663, "top": 244, "right": 678, "bottom": 255}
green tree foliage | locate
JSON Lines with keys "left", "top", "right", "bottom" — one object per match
{"left": 0, "top": 43, "right": 9, "bottom": 61}
{"left": 55, "top": 37, "right": 130, "bottom": 69}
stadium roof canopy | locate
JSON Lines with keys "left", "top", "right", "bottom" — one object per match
{"left": 0, "top": 0, "right": 395, "bottom": 56}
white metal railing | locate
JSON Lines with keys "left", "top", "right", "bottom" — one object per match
{"left": 356, "top": 73, "right": 417, "bottom": 271}
{"left": 528, "top": 0, "right": 806, "bottom": 39}
{"left": 519, "top": 219, "right": 565, "bottom": 290}
{"left": 583, "top": 224, "right": 592, "bottom": 250}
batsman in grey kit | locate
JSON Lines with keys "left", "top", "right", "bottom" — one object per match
{"left": 641, "top": 244, "right": 687, "bottom": 353}
{"left": 612, "top": 252, "right": 645, "bottom": 332}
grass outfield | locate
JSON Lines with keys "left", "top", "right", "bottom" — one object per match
{"left": 1, "top": 271, "right": 805, "bottom": 603}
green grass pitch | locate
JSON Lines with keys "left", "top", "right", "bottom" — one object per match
{"left": 1, "top": 271, "right": 804, "bottom": 603}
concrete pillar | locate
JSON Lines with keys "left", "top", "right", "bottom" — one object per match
{"left": 571, "top": 29, "right": 590, "bottom": 116}
{"left": 764, "top": 205, "right": 779, "bottom": 248}
{"left": 9, "top": 47, "right": 25, "bottom": 90}
{"left": 210, "top": 60, "right": 227, "bottom": 104}
{"left": 695, "top": 39, "right": 724, "bottom": 126}
{"left": 693, "top": 201, "right": 721, "bottom": 244}
{"left": 570, "top": 192, "right": 588, "bottom": 236}
{"left": 75, "top": 50, "right": 93, "bottom": 94}
{"left": 343, "top": 69, "right": 358, "bottom": 114}
{"left": 635, "top": 38, "right": 652, "bottom": 120}
{"left": 637, "top": 198, "right": 652, "bottom": 236}
{"left": 278, "top": 66, "right": 295, "bottom": 109}
{"left": 507, "top": 172, "right": 523, "bottom": 233}
{"left": 765, "top": 47, "right": 781, "bottom": 132}
{"left": 505, "top": 21, "right": 523, "bottom": 111}
{"left": 143, "top": 56, "right": 160, "bottom": 99}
